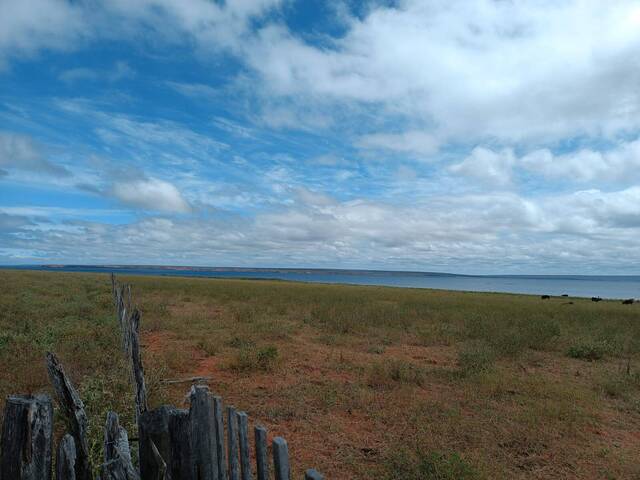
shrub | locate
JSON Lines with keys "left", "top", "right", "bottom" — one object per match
{"left": 367, "top": 344, "right": 386, "bottom": 354}
{"left": 567, "top": 340, "right": 613, "bottom": 361}
{"left": 368, "top": 359, "right": 425, "bottom": 389}
{"left": 231, "top": 345, "right": 279, "bottom": 372}
{"left": 384, "top": 448, "right": 481, "bottom": 480}
{"left": 458, "top": 342, "right": 495, "bottom": 376}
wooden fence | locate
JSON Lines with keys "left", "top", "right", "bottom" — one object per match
{"left": 0, "top": 274, "right": 325, "bottom": 480}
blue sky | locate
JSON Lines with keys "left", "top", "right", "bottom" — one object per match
{"left": 1, "top": 0, "right": 640, "bottom": 274}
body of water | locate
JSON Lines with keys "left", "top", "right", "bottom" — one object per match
{"left": 4, "top": 265, "right": 640, "bottom": 299}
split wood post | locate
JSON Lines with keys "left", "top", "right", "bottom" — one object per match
{"left": 272, "top": 438, "right": 290, "bottom": 480}
{"left": 0, "top": 394, "right": 53, "bottom": 480}
{"left": 237, "top": 412, "right": 252, "bottom": 480}
{"left": 99, "top": 459, "right": 128, "bottom": 480}
{"left": 139, "top": 405, "right": 192, "bottom": 480}
{"left": 227, "top": 406, "right": 240, "bottom": 480}
{"left": 189, "top": 385, "right": 218, "bottom": 480}
{"left": 304, "top": 470, "right": 323, "bottom": 480}
{"left": 57, "top": 434, "right": 77, "bottom": 480}
{"left": 46, "top": 353, "right": 92, "bottom": 480}
{"left": 213, "top": 396, "right": 228, "bottom": 480}
{"left": 104, "top": 412, "right": 138, "bottom": 480}
{"left": 254, "top": 426, "right": 269, "bottom": 480}
{"left": 147, "top": 440, "right": 167, "bottom": 480}
{"left": 129, "top": 309, "right": 148, "bottom": 421}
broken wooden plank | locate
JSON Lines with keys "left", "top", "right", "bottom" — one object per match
{"left": 272, "top": 438, "right": 290, "bottom": 480}
{"left": 304, "top": 469, "right": 323, "bottom": 480}
{"left": 161, "top": 376, "right": 212, "bottom": 385}
{"left": 0, "top": 394, "right": 53, "bottom": 480}
{"left": 139, "top": 405, "right": 194, "bottom": 480}
{"left": 46, "top": 352, "right": 91, "bottom": 480}
{"left": 237, "top": 412, "right": 252, "bottom": 480}
{"left": 254, "top": 426, "right": 269, "bottom": 480}
{"left": 189, "top": 385, "right": 219, "bottom": 480}
{"left": 104, "top": 412, "right": 138, "bottom": 480}
{"left": 213, "top": 396, "right": 227, "bottom": 480}
{"left": 57, "top": 434, "right": 77, "bottom": 480}
{"left": 227, "top": 406, "right": 239, "bottom": 480}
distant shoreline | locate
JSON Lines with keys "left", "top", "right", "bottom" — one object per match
{"left": 2, "top": 265, "right": 639, "bottom": 299}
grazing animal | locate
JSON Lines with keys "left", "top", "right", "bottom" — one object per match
{"left": 541, "top": 295, "right": 550, "bottom": 299}
{"left": 591, "top": 297, "right": 602, "bottom": 302}
{"left": 622, "top": 299, "right": 635, "bottom": 305}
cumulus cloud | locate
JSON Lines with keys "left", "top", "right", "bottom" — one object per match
{"left": 450, "top": 147, "right": 515, "bottom": 187}
{"left": 0, "top": 131, "right": 69, "bottom": 176}
{"left": 357, "top": 131, "right": 440, "bottom": 158}
{"left": 111, "top": 178, "right": 191, "bottom": 213}
{"left": 522, "top": 139, "right": 640, "bottom": 183}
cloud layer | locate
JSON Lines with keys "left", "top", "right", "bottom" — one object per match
{"left": 1, "top": 0, "right": 639, "bottom": 273}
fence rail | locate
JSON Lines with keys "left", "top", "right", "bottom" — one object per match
{"left": 0, "top": 274, "right": 324, "bottom": 480}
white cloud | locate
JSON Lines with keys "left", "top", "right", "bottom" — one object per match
{"left": 522, "top": 139, "right": 640, "bottom": 183}
{"left": 357, "top": 131, "right": 440, "bottom": 158}
{"left": 450, "top": 147, "right": 515, "bottom": 187}
{"left": 0, "top": 131, "right": 69, "bottom": 176}
{"left": 112, "top": 178, "right": 191, "bottom": 213}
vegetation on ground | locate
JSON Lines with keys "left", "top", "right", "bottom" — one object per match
{"left": 1, "top": 269, "right": 639, "bottom": 479}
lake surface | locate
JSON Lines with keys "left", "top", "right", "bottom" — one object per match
{"left": 4, "top": 265, "right": 640, "bottom": 299}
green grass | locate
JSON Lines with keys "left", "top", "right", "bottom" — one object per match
{"left": 1, "top": 269, "right": 639, "bottom": 479}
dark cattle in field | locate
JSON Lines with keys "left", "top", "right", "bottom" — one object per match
{"left": 541, "top": 295, "right": 550, "bottom": 299}
{"left": 622, "top": 299, "right": 634, "bottom": 305}
{"left": 591, "top": 297, "right": 602, "bottom": 302}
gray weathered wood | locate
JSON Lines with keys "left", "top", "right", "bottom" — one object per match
{"left": 304, "top": 469, "right": 323, "bottom": 480}
{"left": 0, "top": 394, "right": 53, "bottom": 480}
{"left": 189, "top": 385, "right": 219, "bottom": 480}
{"left": 139, "top": 405, "right": 193, "bottom": 480}
{"left": 272, "top": 438, "right": 290, "bottom": 480}
{"left": 104, "top": 412, "right": 138, "bottom": 480}
{"left": 227, "top": 406, "right": 239, "bottom": 480}
{"left": 99, "top": 459, "right": 128, "bottom": 480}
{"left": 57, "top": 434, "right": 77, "bottom": 480}
{"left": 237, "top": 412, "right": 252, "bottom": 480}
{"left": 213, "top": 396, "right": 228, "bottom": 480}
{"left": 148, "top": 440, "right": 167, "bottom": 480}
{"left": 129, "top": 308, "right": 148, "bottom": 420}
{"left": 46, "top": 352, "right": 91, "bottom": 480}
{"left": 254, "top": 426, "right": 269, "bottom": 480}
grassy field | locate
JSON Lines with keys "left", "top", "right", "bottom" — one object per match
{"left": 1, "top": 269, "right": 639, "bottom": 479}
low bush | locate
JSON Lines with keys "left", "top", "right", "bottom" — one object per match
{"left": 368, "top": 359, "right": 425, "bottom": 389}
{"left": 384, "top": 448, "right": 482, "bottom": 480}
{"left": 567, "top": 340, "right": 614, "bottom": 361}
{"left": 458, "top": 342, "right": 495, "bottom": 376}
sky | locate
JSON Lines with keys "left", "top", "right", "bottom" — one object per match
{"left": 1, "top": 0, "right": 640, "bottom": 274}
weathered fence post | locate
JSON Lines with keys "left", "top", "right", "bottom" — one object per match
{"left": 129, "top": 309, "right": 148, "bottom": 420}
{"left": 46, "top": 352, "right": 92, "bottom": 480}
{"left": 57, "top": 434, "right": 77, "bottom": 480}
{"left": 254, "top": 426, "right": 269, "bottom": 480}
{"left": 227, "top": 406, "right": 240, "bottom": 480}
{"left": 189, "top": 385, "right": 219, "bottom": 480}
{"left": 0, "top": 394, "right": 53, "bottom": 480}
{"left": 304, "top": 469, "right": 323, "bottom": 480}
{"left": 103, "top": 412, "right": 138, "bottom": 480}
{"left": 237, "top": 412, "right": 252, "bottom": 480}
{"left": 139, "top": 405, "right": 193, "bottom": 480}
{"left": 213, "top": 396, "right": 228, "bottom": 480}
{"left": 272, "top": 438, "right": 290, "bottom": 480}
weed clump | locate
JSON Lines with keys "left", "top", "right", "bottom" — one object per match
{"left": 368, "top": 359, "right": 425, "bottom": 389}
{"left": 567, "top": 340, "right": 614, "bottom": 361}
{"left": 384, "top": 448, "right": 482, "bottom": 480}
{"left": 458, "top": 341, "right": 495, "bottom": 376}
{"left": 231, "top": 344, "right": 279, "bottom": 372}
